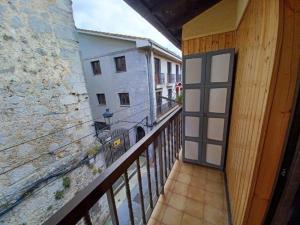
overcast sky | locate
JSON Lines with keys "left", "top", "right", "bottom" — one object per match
{"left": 72, "top": 0, "right": 182, "bottom": 56}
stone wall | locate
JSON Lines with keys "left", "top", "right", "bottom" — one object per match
{"left": 0, "top": 1, "right": 106, "bottom": 224}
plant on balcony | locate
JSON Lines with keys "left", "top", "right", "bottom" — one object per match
{"left": 55, "top": 190, "right": 64, "bottom": 200}
{"left": 176, "top": 94, "right": 183, "bottom": 105}
{"left": 63, "top": 176, "right": 71, "bottom": 189}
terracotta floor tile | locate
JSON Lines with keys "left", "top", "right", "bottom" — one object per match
{"left": 187, "top": 186, "right": 205, "bottom": 202}
{"left": 206, "top": 169, "right": 224, "bottom": 183}
{"left": 184, "top": 198, "right": 204, "bottom": 219}
{"left": 147, "top": 218, "right": 161, "bottom": 225}
{"left": 189, "top": 175, "right": 206, "bottom": 188}
{"left": 176, "top": 172, "right": 192, "bottom": 184}
{"left": 181, "top": 213, "right": 203, "bottom": 225}
{"left": 205, "top": 180, "right": 224, "bottom": 195}
{"left": 164, "top": 178, "right": 175, "bottom": 192}
{"left": 173, "top": 181, "right": 189, "bottom": 196}
{"left": 168, "top": 193, "right": 186, "bottom": 211}
{"left": 158, "top": 192, "right": 172, "bottom": 205}
{"left": 203, "top": 204, "right": 226, "bottom": 225}
{"left": 151, "top": 202, "right": 167, "bottom": 222}
{"left": 204, "top": 191, "right": 224, "bottom": 210}
{"left": 162, "top": 206, "right": 183, "bottom": 225}
{"left": 180, "top": 164, "right": 194, "bottom": 175}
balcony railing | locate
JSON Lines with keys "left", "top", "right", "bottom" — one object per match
{"left": 167, "top": 74, "right": 175, "bottom": 84}
{"left": 157, "top": 101, "right": 177, "bottom": 118}
{"left": 43, "top": 106, "right": 182, "bottom": 225}
{"left": 176, "top": 73, "right": 182, "bottom": 82}
{"left": 155, "top": 73, "right": 165, "bottom": 86}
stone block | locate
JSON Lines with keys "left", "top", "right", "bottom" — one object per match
{"left": 17, "top": 144, "right": 34, "bottom": 158}
{"left": 11, "top": 16, "right": 22, "bottom": 29}
{"left": 8, "top": 164, "right": 35, "bottom": 184}
{"left": 28, "top": 16, "right": 51, "bottom": 33}
{"left": 60, "top": 95, "right": 78, "bottom": 105}
{"left": 54, "top": 25, "right": 76, "bottom": 41}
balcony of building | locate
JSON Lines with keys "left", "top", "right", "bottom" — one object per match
{"left": 166, "top": 74, "right": 175, "bottom": 86}
{"left": 155, "top": 73, "right": 165, "bottom": 88}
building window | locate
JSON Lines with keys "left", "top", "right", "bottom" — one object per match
{"left": 176, "top": 64, "right": 179, "bottom": 75}
{"left": 167, "top": 62, "right": 172, "bottom": 74}
{"left": 154, "top": 58, "right": 161, "bottom": 76}
{"left": 91, "top": 60, "right": 101, "bottom": 75}
{"left": 114, "top": 56, "right": 126, "bottom": 72}
{"left": 118, "top": 93, "right": 130, "bottom": 106}
{"left": 96, "top": 93, "right": 106, "bottom": 105}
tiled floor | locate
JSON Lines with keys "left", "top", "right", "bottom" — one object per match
{"left": 148, "top": 158, "right": 229, "bottom": 225}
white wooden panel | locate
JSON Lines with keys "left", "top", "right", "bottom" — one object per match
{"left": 207, "top": 118, "right": 225, "bottom": 141}
{"left": 209, "top": 88, "right": 227, "bottom": 113}
{"left": 185, "top": 116, "right": 200, "bottom": 137}
{"left": 186, "top": 58, "right": 202, "bottom": 84}
{"left": 206, "top": 144, "right": 222, "bottom": 165}
{"left": 210, "top": 53, "right": 231, "bottom": 83}
{"left": 184, "top": 140, "right": 199, "bottom": 160}
{"left": 185, "top": 89, "right": 201, "bottom": 112}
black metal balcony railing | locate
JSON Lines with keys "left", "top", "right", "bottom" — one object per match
{"left": 167, "top": 74, "right": 175, "bottom": 84}
{"left": 43, "top": 106, "right": 182, "bottom": 225}
{"left": 155, "top": 73, "right": 165, "bottom": 85}
{"left": 176, "top": 73, "right": 182, "bottom": 82}
{"left": 157, "top": 101, "right": 177, "bottom": 118}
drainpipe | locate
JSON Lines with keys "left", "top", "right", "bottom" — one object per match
{"left": 145, "top": 43, "right": 155, "bottom": 128}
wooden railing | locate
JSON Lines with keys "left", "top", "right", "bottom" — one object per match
{"left": 43, "top": 106, "right": 182, "bottom": 225}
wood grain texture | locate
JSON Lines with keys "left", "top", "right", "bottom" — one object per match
{"left": 182, "top": 0, "right": 300, "bottom": 224}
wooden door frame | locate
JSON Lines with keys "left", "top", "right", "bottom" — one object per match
{"left": 264, "top": 70, "right": 300, "bottom": 224}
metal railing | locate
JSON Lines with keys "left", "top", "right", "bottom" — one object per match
{"left": 43, "top": 106, "right": 182, "bottom": 225}
{"left": 156, "top": 101, "right": 177, "bottom": 118}
{"left": 167, "top": 74, "right": 175, "bottom": 84}
{"left": 155, "top": 73, "right": 165, "bottom": 85}
{"left": 176, "top": 74, "right": 182, "bottom": 82}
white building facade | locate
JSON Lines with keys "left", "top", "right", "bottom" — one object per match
{"left": 77, "top": 29, "right": 182, "bottom": 146}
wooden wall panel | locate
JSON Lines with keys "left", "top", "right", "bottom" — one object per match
{"left": 182, "top": 31, "right": 236, "bottom": 55}
{"left": 182, "top": 0, "right": 299, "bottom": 224}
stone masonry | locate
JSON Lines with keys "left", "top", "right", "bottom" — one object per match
{"left": 0, "top": 1, "right": 107, "bottom": 224}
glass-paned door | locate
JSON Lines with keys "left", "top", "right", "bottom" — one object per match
{"left": 183, "top": 49, "right": 235, "bottom": 169}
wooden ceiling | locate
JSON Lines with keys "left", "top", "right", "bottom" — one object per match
{"left": 124, "top": 0, "right": 221, "bottom": 48}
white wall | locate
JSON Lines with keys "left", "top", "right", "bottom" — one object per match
{"left": 78, "top": 33, "right": 151, "bottom": 145}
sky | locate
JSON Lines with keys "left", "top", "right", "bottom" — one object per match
{"left": 72, "top": 0, "right": 182, "bottom": 56}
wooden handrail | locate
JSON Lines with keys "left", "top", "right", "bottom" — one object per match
{"left": 43, "top": 106, "right": 182, "bottom": 225}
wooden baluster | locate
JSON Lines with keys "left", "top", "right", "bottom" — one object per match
{"left": 163, "top": 128, "right": 167, "bottom": 179}
{"left": 174, "top": 117, "right": 178, "bottom": 159}
{"left": 170, "top": 121, "right": 174, "bottom": 162}
{"left": 145, "top": 147, "right": 153, "bottom": 209}
{"left": 153, "top": 141, "right": 159, "bottom": 197}
{"left": 124, "top": 171, "right": 134, "bottom": 225}
{"left": 167, "top": 125, "right": 171, "bottom": 170}
{"left": 136, "top": 158, "right": 146, "bottom": 224}
{"left": 158, "top": 133, "right": 164, "bottom": 194}
{"left": 106, "top": 188, "right": 119, "bottom": 225}
{"left": 83, "top": 212, "right": 93, "bottom": 225}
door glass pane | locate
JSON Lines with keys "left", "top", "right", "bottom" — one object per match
{"left": 206, "top": 144, "right": 222, "bottom": 165}
{"left": 185, "top": 116, "right": 200, "bottom": 137}
{"left": 185, "top": 89, "right": 201, "bottom": 112}
{"left": 208, "top": 88, "right": 227, "bottom": 113}
{"left": 210, "top": 53, "right": 230, "bottom": 83}
{"left": 184, "top": 140, "right": 198, "bottom": 160}
{"left": 185, "top": 58, "right": 202, "bottom": 84}
{"left": 207, "top": 118, "right": 225, "bottom": 141}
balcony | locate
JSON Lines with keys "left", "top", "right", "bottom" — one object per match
{"left": 176, "top": 74, "right": 181, "bottom": 83}
{"left": 43, "top": 106, "right": 229, "bottom": 225}
{"left": 167, "top": 74, "right": 175, "bottom": 85}
{"left": 156, "top": 101, "right": 177, "bottom": 119}
{"left": 155, "top": 73, "right": 165, "bottom": 87}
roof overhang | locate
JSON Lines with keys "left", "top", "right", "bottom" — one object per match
{"left": 123, "top": 0, "right": 221, "bottom": 48}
